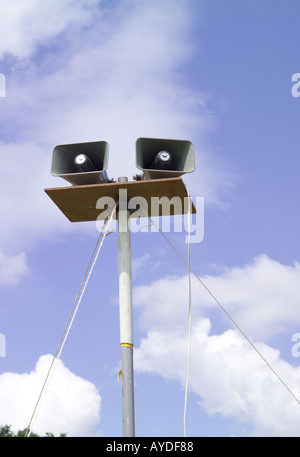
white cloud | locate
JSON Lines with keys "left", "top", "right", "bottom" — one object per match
{"left": 133, "top": 254, "right": 300, "bottom": 435}
{"left": 134, "top": 254, "right": 300, "bottom": 340}
{"left": 0, "top": 141, "right": 71, "bottom": 251}
{"left": 0, "top": 0, "right": 101, "bottom": 59}
{"left": 1, "top": 0, "right": 229, "bottom": 195}
{"left": 0, "top": 354, "right": 101, "bottom": 436}
{"left": 200, "top": 254, "right": 300, "bottom": 340}
{"left": 0, "top": 0, "right": 234, "bottom": 280}
{"left": 0, "top": 139, "right": 76, "bottom": 285}
{"left": 0, "top": 249, "right": 29, "bottom": 285}
{"left": 134, "top": 319, "right": 300, "bottom": 436}
{"left": 132, "top": 253, "right": 151, "bottom": 276}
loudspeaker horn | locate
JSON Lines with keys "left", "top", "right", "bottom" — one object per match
{"left": 135, "top": 137, "right": 195, "bottom": 180}
{"left": 51, "top": 141, "right": 109, "bottom": 185}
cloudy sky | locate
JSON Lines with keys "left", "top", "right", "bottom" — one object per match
{"left": 0, "top": 0, "right": 300, "bottom": 437}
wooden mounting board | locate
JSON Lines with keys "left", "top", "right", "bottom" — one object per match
{"left": 44, "top": 177, "right": 196, "bottom": 222}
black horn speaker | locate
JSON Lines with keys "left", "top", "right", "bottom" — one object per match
{"left": 51, "top": 141, "right": 109, "bottom": 185}
{"left": 135, "top": 137, "right": 195, "bottom": 180}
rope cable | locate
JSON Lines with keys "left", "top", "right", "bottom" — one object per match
{"left": 25, "top": 206, "right": 116, "bottom": 437}
{"left": 141, "top": 208, "right": 300, "bottom": 410}
{"left": 183, "top": 190, "right": 192, "bottom": 437}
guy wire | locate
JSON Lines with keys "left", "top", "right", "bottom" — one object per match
{"left": 183, "top": 190, "right": 192, "bottom": 437}
{"left": 25, "top": 205, "right": 116, "bottom": 437}
{"left": 141, "top": 208, "right": 300, "bottom": 413}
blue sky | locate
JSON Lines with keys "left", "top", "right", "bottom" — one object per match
{"left": 0, "top": 0, "right": 300, "bottom": 437}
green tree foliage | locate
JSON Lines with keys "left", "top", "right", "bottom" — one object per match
{"left": 0, "top": 424, "right": 66, "bottom": 437}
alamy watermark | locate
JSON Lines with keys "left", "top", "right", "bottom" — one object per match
{"left": 0, "top": 73, "right": 6, "bottom": 98}
{"left": 0, "top": 333, "right": 6, "bottom": 357}
{"left": 291, "top": 73, "right": 300, "bottom": 98}
{"left": 291, "top": 333, "right": 300, "bottom": 358}
{"left": 95, "top": 189, "right": 204, "bottom": 244}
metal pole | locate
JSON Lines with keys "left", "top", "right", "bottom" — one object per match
{"left": 117, "top": 176, "right": 135, "bottom": 437}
